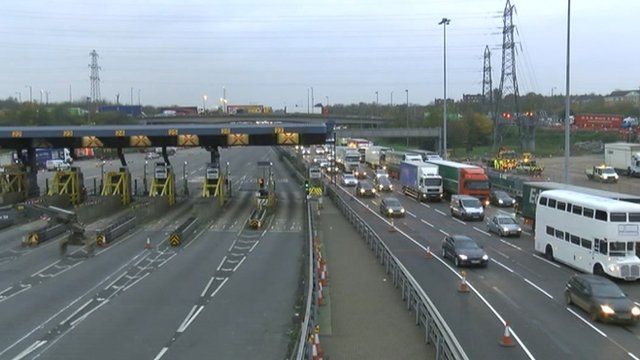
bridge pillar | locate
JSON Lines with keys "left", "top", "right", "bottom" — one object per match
{"left": 26, "top": 147, "right": 40, "bottom": 197}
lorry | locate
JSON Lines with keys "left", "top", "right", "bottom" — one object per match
{"left": 384, "top": 151, "right": 422, "bottom": 179}
{"left": 425, "top": 159, "right": 490, "bottom": 205}
{"left": 487, "top": 168, "right": 542, "bottom": 199}
{"left": 518, "top": 181, "right": 640, "bottom": 227}
{"left": 406, "top": 149, "right": 441, "bottom": 161}
{"left": 399, "top": 161, "right": 443, "bottom": 201}
{"left": 335, "top": 146, "right": 360, "bottom": 172}
{"left": 13, "top": 148, "right": 72, "bottom": 170}
{"left": 585, "top": 165, "right": 619, "bottom": 183}
{"left": 604, "top": 142, "right": 640, "bottom": 176}
{"left": 365, "top": 146, "right": 391, "bottom": 169}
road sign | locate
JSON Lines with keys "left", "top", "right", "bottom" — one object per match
{"left": 169, "top": 233, "right": 181, "bottom": 246}
{"left": 96, "top": 234, "right": 106, "bottom": 246}
{"left": 309, "top": 187, "right": 323, "bottom": 197}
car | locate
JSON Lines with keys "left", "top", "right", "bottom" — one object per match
{"left": 145, "top": 151, "right": 160, "bottom": 160}
{"left": 565, "top": 274, "right": 640, "bottom": 324}
{"left": 450, "top": 195, "right": 484, "bottom": 221}
{"left": 354, "top": 164, "right": 368, "bottom": 179}
{"left": 355, "top": 180, "right": 376, "bottom": 197}
{"left": 341, "top": 173, "right": 358, "bottom": 186}
{"left": 441, "top": 235, "right": 489, "bottom": 267}
{"left": 490, "top": 190, "right": 516, "bottom": 207}
{"left": 374, "top": 169, "right": 388, "bottom": 178}
{"left": 380, "top": 196, "right": 405, "bottom": 217}
{"left": 486, "top": 214, "right": 522, "bottom": 237}
{"left": 375, "top": 175, "right": 393, "bottom": 192}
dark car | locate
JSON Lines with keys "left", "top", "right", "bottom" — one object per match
{"left": 375, "top": 175, "right": 393, "bottom": 192}
{"left": 441, "top": 235, "right": 489, "bottom": 267}
{"left": 380, "top": 196, "right": 405, "bottom": 217}
{"left": 354, "top": 164, "right": 368, "bottom": 179}
{"left": 356, "top": 180, "right": 376, "bottom": 197}
{"left": 490, "top": 190, "right": 516, "bottom": 207}
{"left": 565, "top": 274, "right": 640, "bottom": 324}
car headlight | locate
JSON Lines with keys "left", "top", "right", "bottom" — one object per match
{"left": 387, "top": 208, "right": 393, "bottom": 214}
{"left": 502, "top": 227, "right": 509, "bottom": 232}
{"left": 372, "top": 189, "right": 377, "bottom": 193}
{"left": 609, "top": 264, "right": 620, "bottom": 273}
{"left": 601, "top": 304, "right": 615, "bottom": 315}
{"left": 632, "top": 307, "right": 640, "bottom": 316}
{"left": 512, "top": 199, "right": 516, "bottom": 204}
{"left": 482, "top": 254, "right": 489, "bottom": 260}
{"left": 498, "top": 199, "right": 503, "bottom": 204}
{"left": 484, "top": 200, "right": 490, "bottom": 206}
{"left": 458, "top": 254, "right": 468, "bottom": 260}
{"left": 379, "top": 185, "right": 383, "bottom": 190}
{"left": 517, "top": 227, "right": 522, "bottom": 232}
{"left": 400, "top": 208, "right": 405, "bottom": 213}
{"left": 360, "top": 189, "right": 365, "bottom": 194}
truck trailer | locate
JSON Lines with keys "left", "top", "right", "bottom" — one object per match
{"left": 364, "top": 146, "right": 391, "bottom": 169}
{"left": 604, "top": 142, "right": 640, "bottom": 176}
{"left": 399, "top": 161, "right": 443, "bottom": 201}
{"left": 384, "top": 151, "right": 422, "bottom": 179}
{"left": 425, "top": 159, "right": 490, "bottom": 205}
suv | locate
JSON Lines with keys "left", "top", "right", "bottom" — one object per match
{"left": 450, "top": 195, "right": 484, "bottom": 221}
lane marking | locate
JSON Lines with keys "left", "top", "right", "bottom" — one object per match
{"left": 420, "top": 219, "right": 435, "bottom": 228}
{"left": 406, "top": 211, "right": 417, "bottom": 218}
{"left": 232, "top": 257, "right": 247, "bottom": 272}
{"left": 216, "top": 256, "right": 227, "bottom": 271}
{"left": 532, "top": 254, "right": 562, "bottom": 269}
{"left": 200, "top": 277, "right": 215, "bottom": 297}
{"left": 439, "top": 229, "right": 449, "bottom": 236}
{"left": 523, "top": 231, "right": 532, "bottom": 236}
{"left": 12, "top": 340, "right": 47, "bottom": 360}
{"left": 566, "top": 307, "right": 607, "bottom": 337}
{"left": 210, "top": 277, "right": 229, "bottom": 298}
{"left": 452, "top": 217, "right": 466, "bottom": 225}
{"left": 629, "top": 353, "right": 640, "bottom": 360}
{"left": 499, "top": 239, "right": 523, "bottom": 251}
{"left": 59, "top": 299, "right": 92, "bottom": 325}
{"left": 491, "top": 258, "right": 514, "bottom": 273}
{"left": 178, "top": 305, "right": 205, "bottom": 333}
{"left": 421, "top": 203, "right": 431, "bottom": 209}
{"left": 177, "top": 305, "right": 198, "bottom": 333}
{"left": 473, "top": 226, "right": 492, "bottom": 237}
{"left": 122, "top": 273, "right": 150, "bottom": 292}
{"left": 153, "top": 347, "right": 169, "bottom": 360}
{"left": 523, "top": 278, "right": 554, "bottom": 300}
{"left": 493, "top": 249, "right": 510, "bottom": 259}
{"left": 434, "top": 209, "right": 447, "bottom": 216}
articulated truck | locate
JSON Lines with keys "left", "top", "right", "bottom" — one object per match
{"left": 399, "top": 161, "right": 443, "bottom": 201}
{"left": 425, "top": 159, "right": 490, "bottom": 205}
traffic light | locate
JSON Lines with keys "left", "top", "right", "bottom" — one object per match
{"left": 304, "top": 180, "right": 310, "bottom": 194}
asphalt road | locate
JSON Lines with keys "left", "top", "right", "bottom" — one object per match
{"left": 0, "top": 146, "right": 305, "bottom": 360}
{"left": 314, "top": 155, "right": 640, "bottom": 360}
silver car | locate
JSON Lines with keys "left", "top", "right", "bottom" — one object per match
{"left": 341, "top": 173, "right": 358, "bottom": 186}
{"left": 486, "top": 214, "right": 522, "bottom": 237}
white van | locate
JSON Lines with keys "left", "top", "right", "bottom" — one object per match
{"left": 46, "top": 159, "right": 70, "bottom": 172}
{"left": 450, "top": 195, "right": 484, "bottom": 221}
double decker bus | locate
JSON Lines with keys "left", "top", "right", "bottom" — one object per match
{"left": 534, "top": 190, "right": 640, "bottom": 280}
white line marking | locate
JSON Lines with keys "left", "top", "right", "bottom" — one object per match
{"left": 153, "top": 347, "right": 169, "bottom": 360}
{"left": 566, "top": 307, "right": 607, "bottom": 337}
{"left": 177, "top": 306, "right": 198, "bottom": 333}
{"left": 523, "top": 278, "right": 554, "bottom": 300}
{"left": 200, "top": 277, "right": 215, "bottom": 297}
{"left": 532, "top": 254, "right": 562, "bottom": 269}
{"left": 0, "top": 287, "right": 11, "bottom": 296}
{"left": 523, "top": 231, "right": 532, "bottom": 236}
{"left": 69, "top": 299, "right": 109, "bottom": 327}
{"left": 122, "top": 272, "right": 150, "bottom": 292}
{"left": 491, "top": 259, "right": 514, "bottom": 273}
{"left": 233, "top": 256, "right": 246, "bottom": 272}
{"left": 452, "top": 217, "right": 466, "bottom": 225}
{"left": 157, "top": 253, "right": 177, "bottom": 268}
{"left": 210, "top": 277, "right": 229, "bottom": 298}
{"left": 421, "top": 203, "right": 431, "bottom": 209}
{"left": 220, "top": 267, "right": 234, "bottom": 272}
{"left": 59, "top": 299, "right": 92, "bottom": 325}
{"left": 249, "top": 240, "right": 260, "bottom": 253}
{"left": 406, "top": 211, "right": 417, "bottom": 218}
{"left": 178, "top": 305, "right": 205, "bottom": 333}
{"left": 216, "top": 256, "right": 227, "bottom": 271}
{"left": 420, "top": 219, "right": 434, "bottom": 228}
{"left": 12, "top": 340, "right": 47, "bottom": 360}
{"left": 493, "top": 249, "right": 510, "bottom": 259}
{"left": 500, "top": 239, "right": 523, "bottom": 251}
{"left": 438, "top": 229, "right": 449, "bottom": 236}
{"left": 628, "top": 352, "right": 640, "bottom": 360}
{"left": 434, "top": 209, "right": 446, "bottom": 216}
{"left": 473, "top": 226, "right": 491, "bottom": 237}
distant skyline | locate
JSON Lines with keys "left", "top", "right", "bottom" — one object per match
{"left": 1, "top": 0, "right": 638, "bottom": 108}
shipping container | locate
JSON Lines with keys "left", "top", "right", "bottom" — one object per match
{"left": 573, "top": 114, "right": 623, "bottom": 129}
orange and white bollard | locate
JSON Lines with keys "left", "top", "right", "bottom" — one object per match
{"left": 317, "top": 283, "right": 325, "bottom": 306}
{"left": 389, "top": 218, "right": 396, "bottom": 232}
{"left": 319, "top": 266, "right": 328, "bottom": 286}
{"left": 458, "top": 271, "right": 470, "bottom": 293}
{"left": 144, "top": 238, "right": 152, "bottom": 249}
{"left": 424, "top": 246, "right": 433, "bottom": 259}
{"left": 499, "top": 321, "right": 516, "bottom": 347}
{"left": 312, "top": 332, "right": 324, "bottom": 359}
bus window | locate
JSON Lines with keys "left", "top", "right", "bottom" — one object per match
{"left": 598, "top": 239, "right": 608, "bottom": 255}
{"left": 583, "top": 208, "right": 594, "bottom": 218}
{"left": 539, "top": 197, "right": 547, "bottom": 206}
{"left": 548, "top": 199, "right": 556, "bottom": 208}
{"left": 570, "top": 235, "right": 580, "bottom": 245}
{"left": 557, "top": 202, "right": 566, "bottom": 211}
{"left": 572, "top": 205, "right": 582, "bottom": 215}
{"left": 594, "top": 238, "right": 600, "bottom": 252}
{"left": 581, "top": 238, "right": 592, "bottom": 249}
{"left": 566, "top": 203, "right": 573, "bottom": 212}
{"left": 546, "top": 226, "right": 554, "bottom": 235}
{"left": 565, "top": 232, "right": 571, "bottom": 242}
{"left": 610, "top": 212, "right": 627, "bottom": 222}
{"left": 555, "top": 229, "right": 564, "bottom": 240}
{"left": 609, "top": 242, "right": 626, "bottom": 256}
{"left": 595, "top": 210, "right": 607, "bottom": 221}
{"left": 630, "top": 213, "right": 640, "bottom": 222}
{"left": 627, "top": 242, "right": 634, "bottom": 251}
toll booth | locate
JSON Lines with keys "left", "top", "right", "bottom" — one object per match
{"left": 48, "top": 167, "right": 87, "bottom": 205}
{"left": 248, "top": 161, "right": 277, "bottom": 229}
{"left": 202, "top": 163, "right": 220, "bottom": 197}
{"left": 101, "top": 167, "right": 132, "bottom": 205}
{"left": 149, "top": 162, "right": 175, "bottom": 206}
{"left": 0, "top": 164, "right": 28, "bottom": 201}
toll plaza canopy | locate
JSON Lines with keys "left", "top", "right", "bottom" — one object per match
{"left": 0, "top": 123, "right": 328, "bottom": 149}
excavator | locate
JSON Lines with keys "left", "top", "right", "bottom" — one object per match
{"left": 22, "top": 203, "right": 92, "bottom": 256}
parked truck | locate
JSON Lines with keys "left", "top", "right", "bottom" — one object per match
{"left": 425, "top": 159, "right": 490, "bottom": 205}
{"left": 399, "top": 161, "right": 443, "bottom": 201}
{"left": 585, "top": 165, "right": 619, "bottom": 183}
{"left": 365, "top": 146, "right": 391, "bottom": 169}
{"left": 604, "top": 142, "right": 640, "bottom": 176}
{"left": 384, "top": 151, "right": 422, "bottom": 179}
{"left": 518, "top": 181, "right": 640, "bottom": 227}
{"left": 14, "top": 148, "right": 72, "bottom": 170}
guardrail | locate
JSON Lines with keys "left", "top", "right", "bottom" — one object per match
{"left": 24, "top": 223, "right": 66, "bottom": 246}
{"left": 168, "top": 217, "right": 198, "bottom": 247}
{"left": 96, "top": 214, "right": 137, "bottom": 247}
{"left": 326, "top": 185, "right": 468, "bottom": 360}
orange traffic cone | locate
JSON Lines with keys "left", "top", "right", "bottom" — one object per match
{"left": 320, "top": 267, "right": 328, "bottom": 286}
{"left": 424, "top": 246, "right": 433, "bottom": 259}
{"left": 317, "top": 283, "right": 325, "bottom": 306}
{"left": 458, "top": 271, "right": 470, "bottom": 293}
{"left": 312, "top": 333, "right": 324, "bottom": 359}
{"left": 144, "top": 238, "right": 152, "bottom": 249}
{"left": 500, "top": 321, "right": 516, "bottom": 347}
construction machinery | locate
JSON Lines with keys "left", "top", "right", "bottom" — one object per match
{"left": 487, "top": 147, "right": 519, "bottom": 171}
{"left": 248, "top": 161, "right": 277, "bottom": 229}
{"left": 21, "top": 203, "right": 91, "bottom": 256}
{"left": 514, "top": 152, "right": 543, "bottom": 175}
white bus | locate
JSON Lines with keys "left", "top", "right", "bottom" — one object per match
{"left": 534, "top": 190, "right": 640, "bottom": 280}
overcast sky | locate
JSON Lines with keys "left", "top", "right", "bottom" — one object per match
{"left": 1, "top": 0, "right": 638, "bottom": 108}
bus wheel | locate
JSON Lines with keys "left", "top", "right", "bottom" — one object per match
{"left": 545, "top": 245, "right": 554, "bottom": 261}
{"left": 593, "top": 263, "right": 605, "bottom": 276}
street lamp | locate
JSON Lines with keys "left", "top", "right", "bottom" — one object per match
{"left": 183, "top": 161, "right": 189, "bottom": 196}
{"left": 405, "top": 89, "right": 409, "bottom": 147}
{"left": 390, "top": 91, "right": 393, "bottom": 106}
{"left": 100, "top": 160, "right": 106, "bottom": 193}
{"left": 143, "top": 160, "right": 148, "bottom": 195}
{"left": 439, "top": 17, "right": 451, "bottom": 160}
{"left": 203, "top": 95, "right": 208, "bottom": 113}
{"left": 25, "top": 85, "right": 32, "bottom": 103}
{"left": 563, "top": 0, "right": 571, "bottom": 184}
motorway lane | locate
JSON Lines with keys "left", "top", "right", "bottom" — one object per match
{"left": 348, "top": 170, "right": 640, "bottom": 359}
{"left": 0, "top": 219, "right": 49, "bottom": 266}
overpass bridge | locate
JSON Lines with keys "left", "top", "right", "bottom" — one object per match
{"left": 143, "top": 114, "right": 386, "bottom": 127}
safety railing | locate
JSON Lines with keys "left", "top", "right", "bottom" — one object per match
{"left": 326, "top": 185, "right": 469, "bottom": 360}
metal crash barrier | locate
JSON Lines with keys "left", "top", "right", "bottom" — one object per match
{"left": 101, "top": 167, "right": 132, "bottom": 205}
{"left": 24, "top": 223, "right": 67, "bottom": 247}
{"left": 48, "top": 167, "right": 86, "bottom": 205}
{"left": 96, "top": 214, "right": 136, "bottom": 247}
{"left": 168, "top": 216, "right": 198, "bottom": 247}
